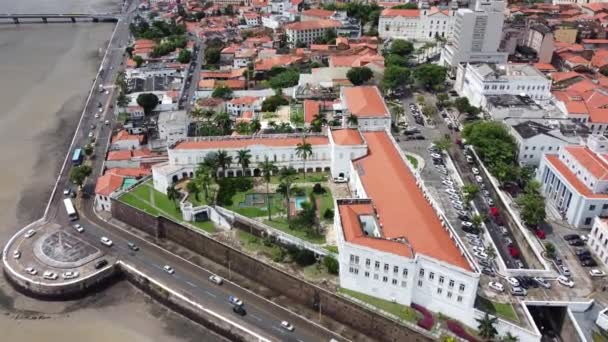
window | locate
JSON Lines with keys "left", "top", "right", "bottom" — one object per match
{"left": 401, "top": 281, "right": 407, "bottom": 287}
{"left": 457, "top": 296, "right": 463, "bottom": 302}
{"left": 374, "top": 274, "right": 379, "bottom": 280}
{"left": 364, "top": 271, "right": 370, "bottom": 278}
{"left": 447, "top": 292, "right": 452, "bottom": 299}
{"left": 548, "top": 146, "right": 553, "bottom": 151}
{"left": 384, "top": 263, "right": 389, "bottom": 272}
{"left": 437, "top": 288, "right": 443, "bottom": 295}
{"left": 366, "top": 259, "right": 371, "bottom": 267}
{"left": 418, "top": 280, "right": 423, "bottom": 287}
{"left": 419, "top": 269, "right": 425, "bottom": 277}
{"left": 585, "top": 217, "right": 593, "bottom": 225}
{"left": 429, "top": 272, "right": 435, "bottom": 280}
{"left": 603, "top": 204, "right": 608, "bottom": 210}
{"left": 459, "top": 284, "right": 465, "bottom": 292}
{"left": 439, "top": 276, "right": 445, "bottom": 285}
{"left": 402, "top": 268, "right": 408, "bottom": 277}
{"left": 383, "top": 276, "right": 388, "bottom": 283}
{"left": 590, "top": 205, "right": 597, "bottom": 211}
{"left": 393, "top": 266, "right": 399, "bottom": 274}
{"left": 449, "top": 280, "right": 455, "bottom": 288}
{"left": 392, "top": 279, "right": 397, "bottom": 285}
{"left": 375, "top": 261, "right": 380, "bottom": 270}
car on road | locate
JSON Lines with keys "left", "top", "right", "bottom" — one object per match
{"left": 504, "top": 237, "right": 513, "bottom": 247}
{"left": 88, "top": 131, "right": 94, "bottom": 138}
{"left": 24, "top": 229, "right": 36, "bottom": 238}
{"left": 558, "top": 265, "right": 571, "bottom": 277}
{"left": 535, "top": 229, "right": 545, "bottom": 239}
{"left": 333, "top": 177, "right": 348, "bottom": 183}
{"left": 209, "top": 275, "right": 223, "bottom": 285}
{"left": 515, "top": 260, "right": 524, "bottom": 269}
{"left": 127, "top": 242, "right": 139, "bottom": 251}
{"left": 499, "top": 226, "right": 508, "bottom": 236}
{"left": 581, "top": 258, "right": 598, "bottom": 267}
{"left": 462, "top": 225, "right": 478, "bottom": 234}
{"left": 590, "top": 269, "right": 606, "bottom": 277}
{"left": 25, "top": 267, "right": 37, "bottom": 275}
{"left": 575, "top": 248, "right": 591, "bottom": 257}
{"left": 533, "top": 277, "right": 551, "bottom": 289}
{"left": 466, "top": 155, "right": 474, "bottom": 164}
{"left": 232, "top": 306, "right": 246, "bottom": 316}
{"left": 13, "top": 250, "right": 21, "bottom": 259}
{"left": 511, "top": 287, "right": 527, "bottom": 296}
{"left": 229, "top": 296, "right": 243, "bottom": 306}
{"left": 43, "top": 271, "right": 58, "bottom": 280}
{"left": 430, "top": 153, "right": 442, "bottom": 160}
{"left": 557, "top": 275, "right": 574, "bottom": 288}
{"left": 100, "top": 236, "right": 113, "bottom": 247}
{"left": 458, "top": 213, "right": 470, "bottom": 221}
{"left": 472, "top": 246, "right": 486, "bottom": 254}
{"left": 414, "top": 135, "right": 426, "bottom": 140}
{"left": 104, "top": 119, "right": 110, "bottom": 125}
{"left": 280, "top": 321, "right": 295, "bottom": 332}
{"left": 481, "top": 267, "right": 495, "bottom": 276}
{"left": 62, "top": 271, "right": 79, "bottom": 280}
{"left": 95, "top": 259, "right": 108, "bottom": 269}
{"left": 482, "top": 190, "right": 491, "bottom": 197}
{"left": 488, "top": 281, "right": 504, "bottom": 292}
{"left": 564, "top": 234, "right": 581, "bottom": 241}
{"left": 461, "top": 221, "right": 473, "bottom": 227}
{"left": 471, "top": 167, "right": 480, "bottom": 175}
{"left": 63, "top": 188, "right": 71, "bottom": 196}
{"left": 473, "top": 251, "right": 489, "bottom": 260}
{"left": 454, "top": 204, "right": 465, "bottom": 211}
{"left": 568, "top": 239, "right": 585, "bottom": 246}
{"left": 94, "top": 113, "right": 100, "bottom": 119}
{"left": 475, "top": 175, "right": 483, "bottom": 183}
{"left": 73, "top": 224, "right": 84, "bottom": 233}
{"left": 506, "top": 277, "right": 520, "bottom": 287}
{"left": 163, "top": 265, "right": 175, "bottom": 274}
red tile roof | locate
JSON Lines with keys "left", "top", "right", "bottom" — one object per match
{"left": 284, "top": 19, "right": 341, "bottom": 31}
{"left": 106, "top": 167, "right": 151, "bottom": 178}
{"left": 200, "top": 68, "right": 246, "bottom": 79}
{"left": 331, "top": 129, "right": 364, "bottom": 145}
{"left": 592, "top": 49, "right": 608, "bottom": 68}
{"left": 230, "top": 96, "right": 259, "bottom": 105}
{"left": 583, "top": 39, "right": 608, "bottom": 44}
{"left": 346, "top": 132, "right": 470, "bottom": 270}
{"left": 112, "top": 130, "right": 144, "bottom": 144}
{"left": 566, "top": 146, "right": 608, "bottom": 180}
{"left": 254, "top": 55, "right": 303, "bottom": 71}
{"left": 95, "top": 174, "right": 124, "bottom": 196}
{"left": 301, "top": 8, "right": 334, "bottom": 19}
{"left": 303, "top": 100, "right": 320, "bottom": 124}
{"left": 174, "top": 136, "right": 329, "bottom": 150}
{"left": 342, "top": 86, "right": 389, "bottom": 118}
{"left": 534, "top": 63, "right": 557, "bottom": 72}
{"left": 551, "top": 71, "right": 582, "bottom": 83}
{"left": 545, "top": 154, "right": 608, "bottom": 199}
{"left": 381, "top": 8, "right": 420, "bottom": 17}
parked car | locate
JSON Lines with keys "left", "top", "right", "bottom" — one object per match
{"left": 557, "top": 275, "right": 574, "bottom": 288}
{"left": 535, "top": 229, "right": 546, "bottom": 239}
{"left": 558, "top": 265, "right": 571, "bottom": 277}
{"left": 478, "top": 259, "right": 492, "bottom": 268}
{"left": 73, "top": 224, "right": 84, "bottom": 233}
{"left": 504, "top": 237, "right": 513, "bottom": 247}
{"left": 590, "top": 269, "right": 606, "bottom": 277}
{"left": 474, "top": 251, "right": 489, "bottom": 260}
{"left": 100, "top": 236, "right": 113, "bottom": 247}
{"left": 486, "top": 198, "right": 495, "bottom": 206}
{"left": 471, "top": 167, "right": 480, "bottom": 175}
{"left": 229, "top": 296, "right": 243, "bottom": 307}
{"left": 333, "top": 177, "right": 348, "bottom": 183}
{"left": 581, "top": 259, "right": 598, "bottom": 267}
{"left": 482, "top": 190, "right": 491, "bottom": 197}
{"left": 62, "top": 271, "right": 79, "bottom": 280}
{"left": 280, "top": 321, "right": 295, "bottom": 332}
{"left": 462, "top": 225, "right": 478, "bottom": 234}
{"left": 472, "top": 246, "right": 486, "bottom": 254}
{"left": 95, "top": 259, "right": 108, "bottom": 269}
{"left": 568, "top": 239, "right": 585, "bottom": 246}
{"left": 499, "top": 226, "right": 509, "bottom": 236}
{"left": 25, "top": 267, "right": 37, "bottom": 275}
{"left": 481, "top": 267, "right": 496, "bottom": 276}
{"left": 461, "top": 221, "right": 473, "bottom": 227}
{"left": 43, "top": 271, "right": 58, "bottom": 280}
{"left": 24, "top": 229, "right": 36, "bottom": 238}
{"left": 564, "top": 234, "right": 581, "bottom": 241}
{"left": 511, "top": 287, "right": 527, "bottom": 296}
{"left": 506, "top": 277, "right": 520, "bottom": 287}
{"left": 515, "top": 260, "right": 524, "bottom": 268}
{"left": 533, "top": 277, "right": 551, "bottom": 289}
{"left": 575, "top": 248, "right": 591, "bottom": 257}
{"left": 430, "top": 153, "right": 442, "bottom": 160}
{"left": 454, "top": 204, "right": 465, "bottom": 211}
{"left": 13, "top": 250, "right": 21, "bottom": 259}
{"left": 209, "top": 275, "right": 223, "bottom": 285}
{"left": 489, "top": 281, "right": 504, "bottom": 292}
{"left": 127, "top": 242, "right": 139, "bottom": 251}
{"left": 163, "top": 265, "right": 175, "bottom": 274}
{"left": 469, "top": 239, "right": 484, "bottom": 247}
{"left": 475, "top": 175, "right": 483, "bottom": 183}
{"left": 458, "top": 214, "right": 470, "bottom": 221}
{"left": 466, "top": 155, "right": 474, "bottom": 164}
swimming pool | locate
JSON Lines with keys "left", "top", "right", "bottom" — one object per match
{"left": 294, "top": 196, "right": 307, "bottom": 210}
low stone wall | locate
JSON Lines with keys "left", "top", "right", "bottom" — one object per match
{"left": 118, "top": 261, "right": 269, "bottom": 342}
{"left": 111, "top": 199, "right": 433, "bottom": 342}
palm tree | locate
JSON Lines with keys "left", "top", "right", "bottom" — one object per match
{"left": 471, "top": 214, "right": 485, "bottom": 230}
{"left": 296, "top": 137, "right": 313, "bottom": 180}
{"left": 190, "top": 107, "right": 204, "bottom": 119}
{"left": 195, "top": 164, "right": 213, "bottom": 201}
{"left": 346, "top": 114, "right": 358, "bottom": 127}
{"left": 117, "top": 92, "right": 130, "bottom": 109}
{"left": 249, "top": 119, "right": 261, "bottom": 133}
{"left": 260, "top": 157, "right": 278, "bottom": 221}
{"left": 186, "top": 180, "right": 200, "bottom": 201}
{"left": 485, "top": 245, "right": 497, "bottom": 261}
{"left": 463, "top": 184, "right": 480, "bottom": 203}
{"left": 216, "top": 150, "right": 233, "bottom": 177}
{"left": 279, "top": 167, "right": 297, "bottom": 226}
{"left": 477, "top": 313, "right": 498, "bottom": 340}
{"left": 203, "top": 109, "right": 215, "bottom": 123}
{"left": 501, "top": 332, "right": 519, "bottom": 342}
{"left": 236, "top": 149, "right": 252, "bottom": 175}
{"left": 214, "top": 112, "right": 232, "bottom": 134}
{"left": 166, "top": 185, "right": 181, "bottom": 209}
{"left": 313, "top": 112, "right": 327, "bottom": 126}
{"left": 203, "top": 152, "right": 220, "bottom": 179}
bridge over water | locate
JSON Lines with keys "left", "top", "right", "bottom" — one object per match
{"left": 0, "top": 13, "right": 120, "bottom": 24}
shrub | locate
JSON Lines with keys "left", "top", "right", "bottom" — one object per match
{"left": 418, "top": 316, "right": 434, "bottom": 330}
{"left": 324, "top": 255, "right": 339, "bottom": 274}
{"left": 291, "top": 186, "right": 306, "bottom": 196}
{"left": 447, "top": 320, "right": 478, "bottom": 342}
{"left": 312, "top": 183, "right": 325, "bottom": 194}
{"left": 323, "top": 208, "right": 334, "bottom": 220}
{"left": 216, "top": 177, "right": 254, "bottom": 206}
{"left": 286, "top": 246, "right": 317, "bottom": 266}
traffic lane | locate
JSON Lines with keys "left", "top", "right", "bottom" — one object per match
{"left": 77, "top": 220, "right": 327, "bottom": 342}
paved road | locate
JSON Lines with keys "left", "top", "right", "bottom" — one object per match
{"left": 15, "top": 2, "right": 344, "bottom": 341}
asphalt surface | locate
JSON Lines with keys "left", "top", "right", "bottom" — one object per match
{"left": 11, "top": 2, "right": 343, "bottom": 341}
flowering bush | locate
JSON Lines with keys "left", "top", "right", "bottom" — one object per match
{"left": 447, "top": 320, "right": 478, "bottom": 342}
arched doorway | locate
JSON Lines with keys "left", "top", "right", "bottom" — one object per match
{"left": 253, "top": 169, "right": 261, "bottom": 177}
{"left": 315, "top": 167, "right": 322, "bottom": 172}
{"left": 172, "top": 175, "right": 178, "bottom": 183}
{"left": 236, "top": 170, "right": 243, "bottom": 177}
{"left": 339, "top": 172, "right": 345, "bottom": 178}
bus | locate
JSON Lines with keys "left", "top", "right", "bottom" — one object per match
{"left": 72, "top": 148, "right": 83, "bottom": 166}
{"left": 63, "top": 198, "right": 78, "bottom": 221}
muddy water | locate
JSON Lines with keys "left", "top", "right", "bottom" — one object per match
{"left": 0, "top": 1, "right": 224, "bottom": 341}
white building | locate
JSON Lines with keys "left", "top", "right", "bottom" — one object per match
{"left": 226, "top": 96, "right": 263, "bottom": 117}
{"left": 589, "top": 217, "right": 608, "bottom": 268}
{"left": 336, "top": 131, "right": 479, "bottom": 320}
{"left": 339, "top": 86, "right": 391, "bottom": 131}
{"left": 455, "top": 63, "right": 552, "bottom": 108}
{"left": 509, "top": 120, "right": 582, "bottom": 166}
{"left": 537, "top": 135, "right": 608, "bottom": 228}
{"left": 284, "top": 19, "right": 342, "bottom": 48}
{"left": 440, "top": 0, "right": 508, "bottom": 70}
{"left": 158, "top": 110, "right": 189, "bottom": 146}
{"left": 378, "top": 4, "right": 456, "bottom": 42}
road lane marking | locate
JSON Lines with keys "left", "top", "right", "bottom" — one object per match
{"left": 205, "top": 291, "right": 217, "bottom": 298}
{"left": 186, "top": 281, "right": 197, "bottom": 287}
{"left": 250, "top": 314, "right": 261, "bottom": 322}
{"left": 271, "top": 326, "right": 283, "bottom": 333}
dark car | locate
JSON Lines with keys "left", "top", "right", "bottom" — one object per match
{"left": 458, "top": 214, "right": 470, "bottom": 221}
{"left": 414, "top": 135, "right": 426, "bottom": 140}
{"left": 581, "top": 259, "right": 598, "bottom": 267}
{"left": 575, "top": 248, "right": 591, "bottom": 257}
{"left": 481, "top": 267, "right": 495, "bottom": 276}
{"left": 95, "top": 259, "right": 108, "bottom": 269}
{"left": 478, "top": 259, "right": 492, "bottom": 268}
{"left": 516, "top": 277, "right": 529, "bottom": 289}
{"left": 232, "top": 306, "right": 247, "bottom": 316}
{"left": 128, "top": 242, "right": 140, "bottom": 251}
{"left": 568, "top": 239, "right": 585, "bottom": 246}
{"left": 462, "top": 225, "right": 478, "bottom": 234}
{"left": 564, "top": 234, "right": 581, "bottom": 241}
{"left": 554, "top": 255, "right": 563, "bottom": 265}
{"left": 578, "top": 254, "right": 592, "bottom": 261}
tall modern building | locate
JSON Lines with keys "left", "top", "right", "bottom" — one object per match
{"left": 440, "top": 0, "right": 508, "bottom": 71}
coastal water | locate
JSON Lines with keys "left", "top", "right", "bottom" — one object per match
{"left": 0, "top": 0, "right": 223, "bottom": 340}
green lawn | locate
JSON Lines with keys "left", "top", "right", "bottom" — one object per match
{"left": 237, "top": 230, "right": 281, "bottom": 258}
{"left": 324, "top": 245, "right": 339, "bottom": 254}
{"left": 406, "top": 154, "right": 418, "bottom": 169}
{"left": 302, "top": 263, "right": 333, "bottom": 281}
{"left": 225, "top": 189, "right": 285, "bottom": 218}
{"left": 593, "top": 331, "right": 608, "bottom": 342}
{"left": 475, "top": 296, "right": 519, "bottom": 323}
{"left": 338, "top": 287, "right": 418, "bottom": 323}
{"left": 268, "top": 172, "right": 329, "bottom": 184}
{"left": 263, "top": 217, "right": 326, "bottom": 244}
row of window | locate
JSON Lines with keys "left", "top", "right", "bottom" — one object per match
{"left": 420, "top": 268, "right": 466, "bottom": 292}
{"left": 483, "top": 84, "right": 547, "bottom": 91}
{"left": 355, "top": 256, "right": 409, "bottom": 277}
{"left": 524, "top": 145, "right": 559, "bottom": 152}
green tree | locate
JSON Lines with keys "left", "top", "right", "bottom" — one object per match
{"left": 133, "top": 55, "right": 144, "bottom": 68}
{"left": 117, "top": 92, "right": 130, "bottom": 109}
{"left": 249, "top": 119, "right": 261, "bottom": 133}
{"left": 190, "top": 107, "right": 204, "bottom": 118}
{"left": 115, "top": 71, "right": 127, "bottom": 93}
{"left": 477, "top": 313, "right": 498, "bottom": 340}
{"left": 136, "top": 93, "right": 159, "bottom": 115}
{"left": 216, "top": 150, "right": 233, "bottom": 176}
{"left": 462, "top": 121, "right": 518, "bottom": 181}
{"left": 260, "top": 157, "right": 278, "bottom": 221}
{"left": 454, "top": 96, "right": 471, "bottom": 114}
{"left": 213, "top": 112, "right": 232, "bottom": 134}
{"left": 261, "top": 95, "right": 289, "bottom": 112}
{"left": 346, "top": 66, "right": 373, "bottom": 85}
{"left": 462, "top": 184, "right": 480, "bottom": 203}
{"left": 269, "top": 69, "right": 300, "bottom": 89}
{"left": 69, "top": 165, "right": 92, "bottom": 186}
{"left": 279, "top": 167, "right": 298, "bottom": 226}
{"left": 516, "top": 181, "right": 546, "bottom": 227}
{"left": 485, "top": 245, "right": 497, "bottom": 260}
{"left": 236, "top": 149, "right": 252, "bottom": 175}
{"left": 544, "top": 242, "right": 556, "bottom": 259}
{"left": 385, "top": 54, "right": 409, "bottom": 67}
{"left": 433, "top": 136, "right": 452, "bottom": 152}
{"left": 471, "top": 214, "right": 485, "bottom": 230}
{"left": 177, "top": 49, "right": 192, "bottom": 63}
{"left": 390, "top": 39, "right": 414, "bottom": 56}
{"left": 203, "top": 152, "right": 220, "bottom": 179}
{"left": 186, "top": 180, "right": 200, "bottom": 201}
{"left": 346, "top": 114, "right": 358, "bottom": 127}
{"left": 195, "top": 164, "right": 213, "bottom": 201}
{"left": 413, "top": 64, "right": 447, "bottom": 90}
{"left": 212, "top": 85, "right": 233, "bottom": 99}
{"left": 422, "top": 103, "right": 437, "bottom": 117}
{"left": 382, "top": 66, "right": 410, "bottom": 92}
{"left": 393, "top": 3, "right": 418, "bottom": 9}
{"left": 324, "top": 255, "right": 339, "bottom": 274}
{"left": 296, "top": 137, "right": 313, "bottom": 180}
{"left": 166, "top": 185, "right": 181, "bottom": 209}
{"left": 83, "top": 144, "right": 94, "bottom": 157}
{"left": 205, "top": 47, "right": 221, "bottom": 65}
{"left": 436, "top": 93, "right": 450, "bottom": 108}
{"left": 417, "top": 95, "right": 426, "bottom": 105}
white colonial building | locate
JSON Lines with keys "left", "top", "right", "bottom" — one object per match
{"left": 455, "top": 63, "right": 552, "bottom": 108}
{"left": 508, "top": 120, "right": 582, "bottom": 166}
{"left": 158, "top": 110, "right": 189, "bottom": 146}
{"left": 589, "top": 217, "right": 608, "bottom": 268}
{"left": 379, "top": 4, "right": 457, "bottom": 42}
{"left": 537, "top": 135, "right": 608, "bottom": 228}
{"left": 284, "top": 19, "right": 342, "bottom": 48}
{"left": 226, "top": 96, "right": 263, "bottom": 117}
{"left": 338, "top": 86, "right": 391, "bottom": 131}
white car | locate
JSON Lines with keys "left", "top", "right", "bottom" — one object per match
{"left": 506, "top": 277, "right": 520, "bottom": 287}
{"left": 25, "top": 267, "right": 37, "bottom": 275}
{"left": 488, "top": 281, "right": 504, "bottom": 293}
{"left": 100, "top": 236, "right": 113, "bottom": 247}
{"left": 453, "top": 204, "right": 464, "bottom": 211}
{"left": 462, "top": 221, "right": 473, "bottom": 227}
{"left": 499, "top": 226, "right": 509, "bottom": 236}
{"left": 43, "top": 271, "right": 58, "bottom": 280}
{"left": 533, "top": 277, "right": 551, "bottom": 289}
{"left": 482, "top": 190, "right": 491, "bottom": 197}
{"left": 209, "top": 274, "right": 223, "bottom": 285}
{"left": 466, "top": 233, "right": 480, "bottom": 240}
{"left": 88, "top": 131, "right": 94, "bottom": 138}
{"left": 557, "top": 275, "right": 574, "bottom": 288}
{"left": 24, "top": 229, "right": 36, "bottom": 238}
{"left": 466, "top": 155, "right": 474, "bottom": 164}
{"left": 559, "top": 265, "right": 571, "bottom": 277}
{"left": 333, "top": 177, "right": 347, "bottom": 183}
{"left": 446, "top": 188, "right": 458, "bottom": 195}
{"left": 63, "top": 188, "right": 71, "bottom": 196}
{"left": 442, "top": 180, "right": 454, "bottom": 187}
{"left": 474, "top": 251, "right": 489, "bottom": 260}
{"left": 430, "top": 153, "right": 442, "bottom": 159}
{"left": 94, "top": 113, "right": 100, "bottom": 119}
{"left": 472, "top": 246, "right": 486, "bottom": 254}
{"left": 487, "top": 198, "right": 495, "bottom": 206}
{"left": 475, "top": 175, "right": 484, "bottom": 183}
{"left": 471, "top": 167, "right": 480, "bottom": 175}
{"left": 469, "top": 239, "right": 484, "bottom": 247}
{"left": 104, "top": 119, "right": 110, "bottom": 125}
{"left": 13, "top": 250, "right": 21, "bottom": 259}
{"left": 590, "top": 269, "right": 606, "bottom": 277}
{"left": 62, "top": 271, "right": 79, "bottom": 280}
{"left": 280, "top": 321, "right": 295, "bottom": 332}
{"left": 73, "top": 224, "right": 84, "bottom": 233}
{"left": 164, "top": 265, "right": 175, "bottom": 274}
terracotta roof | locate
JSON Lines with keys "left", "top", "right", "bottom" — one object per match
{"left": 330, "top": 53, "right": 384, "bottom": 68}
{"left": 582, "top": 2, "right": 608, "bottom": 13}
{"left": 254, "top": 55, "right": 302, "bottom": 71}
{"left": 342, "top": 86, "right": 389, "bottom": 118}
{"left": 107, "top": 148, "right": 155, "bottom": 161}
{"left": 592, "top": 49, "right": 608, "bottom": 68}
{"left": 347, "top": 132, "right": 470, "bottom": 270}
{"left": 106, "top": 167, "right": 151, "bottom": 178}
{"left": 428, "top": 6, "right": 449, "bottom": 16}
{"left": 230, "top": 96, "right": 258, "bottom": 105}
{"left": 566, "top": 146, "right": 608, "bottom": 180}
{"left": 303, "top": 100, "right": 320, "bottom": 124}
{"left": 198, "top": 79, "right": 246, "bottom": 90}
{"left": 301, "top": 8, "right": 334, "bottom": 19}
{"left": 534, "top": 63, "right": 557, "bottom": 72}
{"left": 197, "top": 97, "right": 225, "bottom": 107}
{"left": 111, "top": 130, "right": 144, "bottom": 144}
{"left": 545, "top": 154, "right": 608, "bottom": 199}
{"left": 565, "top": 100, "right": 589, "bottom": 114}
{"left": 95, "top": 174, "right": 124, "bottom": 196}
{"left": 200, "top": 68, "right": 246, "bottom": 79}
{"left": 174, "top": 136, "right": 329, "bottom": 150}
{"left": 551, "top": 71, "right": 582, "bottom": 83}
{"left": 284, "top": 19, "right": 341, "bottom": 31}
{"left": 381, "top": 8, "right": 420, "bottom": 18}
{"left": 584, "top": 39, "right": 608, "bottom": 44}
{"left": 331, "top": 129, "right": 364, "bottom": 145}
{"left": 559, "top": 52, "right": 589, "bottom": 65}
